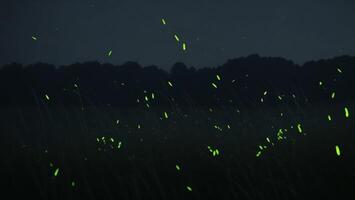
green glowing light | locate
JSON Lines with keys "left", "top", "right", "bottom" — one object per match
{"left": 344, "top": 107, "right": 349, "bottom": 118}
{"left": 174, "top": 34, "right": 180, "bottom": 42}
{"left": 54, "top": 168, "right": 59, "bottom": 177}
{"left": 335, "top": 145, "right": 341, "bottom": 156}
{"left": 213, "top": 150, "right": 217, "bottom": 156}
{"left": 161, "top": 18, "right": 166, "bottom": 25}
{"left": 117, "top": 141, "right": 122, "bottom": 149}
{"left": 211, "top": 83, "right": 217, "bottom": 88}
{"left": 207, "top": 145, "right": 212, "bottom": 150}
{"left": 277, "top": 128, "right": 284, "bottom": 140}
{"left": 297, "top": 124, "right": 302, "bottom": 133}
{"left": 182, "top": 43, "right": 186, "bottom": 51}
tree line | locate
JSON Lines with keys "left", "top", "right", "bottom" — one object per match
{"left": 1, "top": 54, "right": 354, "bottom": 108}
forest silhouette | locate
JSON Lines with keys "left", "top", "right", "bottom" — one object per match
{"left": 1, "top": 54, "right": 354, "bottom": 108}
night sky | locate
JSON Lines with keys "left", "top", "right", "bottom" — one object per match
{"left": 1, "top": 0, "right": 355, "bottom": 69}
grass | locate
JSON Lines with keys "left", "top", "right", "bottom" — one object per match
{"left": 1, "top": 100, "right": 354, "bottom": 199}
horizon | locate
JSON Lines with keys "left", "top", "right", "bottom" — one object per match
{"left": 2, "top": 54, "right": 354, "bottom": 71}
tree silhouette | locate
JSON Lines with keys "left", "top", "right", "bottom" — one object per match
{"left": 1, "top": 55, "right": 354, "bottom": 108}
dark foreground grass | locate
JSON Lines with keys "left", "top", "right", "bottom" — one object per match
{"left": 1, "top": 102, "right": 354, "bottom": 200}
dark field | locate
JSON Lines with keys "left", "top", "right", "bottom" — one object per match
{"left": 1, "top": 57, "right": 355, "bottom": 199}
{"left": 1, "top": 102, "right": 354, "bottom": 199}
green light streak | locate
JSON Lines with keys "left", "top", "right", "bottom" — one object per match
{"left": 345, "top": 107, "right": 349, "bottom": 118}
{"left": 174, "top": 34, "right": 180, "bottom": 42}
{"left": 297, "top": 124, "right": 302, "bottom": 133}
{"left": 211, "top": 83, "right": 217, "bottom": 88}
{"left": 54, "top": 168, "right": 59, "bottom": 177}
{"left": 161, "top": 18, "right": 166, "bottom": 25}
{"left": 335, "top": 145, "right": 341, "bottom": 156}
{"left": 186, "top": 186, "right": 192, "bottom": 191}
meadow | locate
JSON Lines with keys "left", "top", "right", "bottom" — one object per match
{"left": 1, "top": 100, "right": 353, "bottom": 199}
{"left": 1, "top": 57, "right": 354, "bottom": 199}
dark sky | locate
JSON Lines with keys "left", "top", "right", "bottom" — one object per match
{"left": 1, "top": 0, "right": 355, "bottom": 69}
